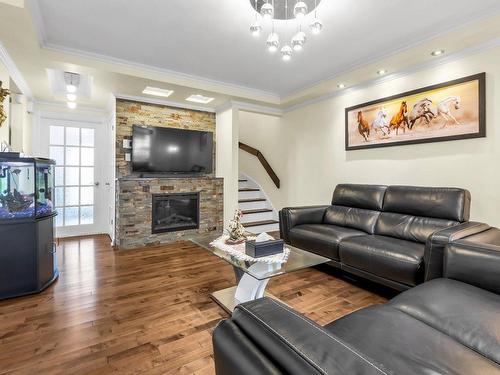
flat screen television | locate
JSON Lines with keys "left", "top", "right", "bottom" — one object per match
{"left": 132, "top": 125, "right": 213, "bottom": 174}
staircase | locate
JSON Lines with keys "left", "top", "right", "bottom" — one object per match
{"left": 238, "top": 175, "right": 279, "bottom": 234}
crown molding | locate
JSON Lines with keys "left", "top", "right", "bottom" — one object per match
{"left": 0, "top": 42, "right": 33, "bottom": 99}
{"left": 25, "top": 0, "right": 47, "bottom": 47}
{"left": 114, "top": 93, "right": 216, "bottom": 113}
{"left": 230, "top": 100, "right": 283, "bottom": 117}
{"left": 34, "top": 99, "right": 107, "bottom": 115}
{"left": 284, "top": 37, "right": 500, "bottom": 113}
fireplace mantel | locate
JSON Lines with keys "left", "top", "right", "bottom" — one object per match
{"left": 116, "top": 176, "right": 223, "bottom": 249}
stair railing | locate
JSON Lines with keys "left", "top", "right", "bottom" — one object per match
{"left": 238, "top": 142, "right": 280, "bottom": 189}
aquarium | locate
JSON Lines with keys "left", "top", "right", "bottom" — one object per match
{"left": 0, "top": 154, "right": 55, "bottom": 220}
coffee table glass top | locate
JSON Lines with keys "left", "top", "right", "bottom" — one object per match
{"left": 189, "top": 233, "right": 329, "bottom": 280}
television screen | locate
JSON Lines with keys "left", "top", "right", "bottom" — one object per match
{"left": 132, "top": 125, "right": 213, "bottom": 174}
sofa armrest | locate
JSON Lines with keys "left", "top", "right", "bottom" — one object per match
{"left": 445, "top": 230, "right": 500, "bottom": 294}
{"left": 424, "top": 221, "right": 490, "bottom": 281}
{"left": 279, "top": 205, "right": 329, "bottom": 243}
{"left": 213, "top": 297, "right": 387, "bottom": 375}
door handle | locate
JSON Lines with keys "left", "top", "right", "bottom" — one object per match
{"left": 94, "top": 182, "right": 100, "bottom": 187}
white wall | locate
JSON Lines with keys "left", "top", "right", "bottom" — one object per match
{"left": 216, "top": 106, "right": 239, "bottom": 226}
{"left": 0, "top": 62, "right": 9, "bottom": 145}
{"left": 239, "top": 46, "right": 500, "bottom": 227}
{"left": 238, "top": 111, "right": 287, "bottom": 210}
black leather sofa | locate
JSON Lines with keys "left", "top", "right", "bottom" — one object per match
{"left": 212, "top": 228, "right": 500, "bottom": 374}
{"left": 279, "top": 184, "right": 488, "bottom": 290}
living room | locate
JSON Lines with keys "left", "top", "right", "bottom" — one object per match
{"left": 0, "top": 0, "right": 499, "bottom": 374}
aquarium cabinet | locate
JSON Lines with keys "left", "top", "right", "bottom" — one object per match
{"left": 0, "top": 153, "right": 59, "bottom": 300}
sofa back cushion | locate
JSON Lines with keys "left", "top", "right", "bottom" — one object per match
{"left": 331, "top": 184, "right": 387, "bottom": 211}
{"left": 324, "top": 206, "right": 380, "bottom": 234}
{"left": 375, "top": 212, "right": 457, "bottom": 243}
{"left": 382, "top": 186, "right": 471, "bottom": 222}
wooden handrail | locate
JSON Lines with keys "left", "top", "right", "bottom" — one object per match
{"left": 239, "top": 142, "right": 280, "bottom": 189}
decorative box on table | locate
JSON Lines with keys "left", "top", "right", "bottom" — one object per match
{"left": 245, "top": 239, "right": 284, "bottom": 258}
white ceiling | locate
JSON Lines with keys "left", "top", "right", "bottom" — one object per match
{"left": 31, "top": 0, "right": 500, "bottom": 98}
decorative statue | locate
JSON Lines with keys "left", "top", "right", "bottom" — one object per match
{"left": 225, "top": 209, "right": 247, "bottom": 244}
{"left": 0, "top": 81, "right": 9, "bottom": 127}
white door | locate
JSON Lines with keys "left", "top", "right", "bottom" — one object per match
{"left": 40, "top": 116, "right": 108, "bottom": 237}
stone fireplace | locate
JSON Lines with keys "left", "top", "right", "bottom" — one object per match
{"left": 152, "top": 193, "right": 200, "bottom": 234}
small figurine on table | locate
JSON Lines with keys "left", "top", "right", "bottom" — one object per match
{"left": 225, "top": 209, "right": 247, "bottom": 244}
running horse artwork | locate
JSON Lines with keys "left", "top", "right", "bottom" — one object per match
{"left": 345, "top": 72, "right": 485, "bottom": 150}
{"left": 357, "top": 111, "right": 370, "bottom": 142}
{"left": 0, "top": 81, "right": 10, "bottom": 128}
{"left": 389, "top": 101, "right": 409, "bottom": 135}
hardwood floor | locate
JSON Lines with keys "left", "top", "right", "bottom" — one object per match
{"left": 0, "top": 235, "right": 390, "bottom": 374}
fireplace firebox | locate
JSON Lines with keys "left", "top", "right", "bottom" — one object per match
{"left": 152, "top": 193, "right": 200, "bottom": 234}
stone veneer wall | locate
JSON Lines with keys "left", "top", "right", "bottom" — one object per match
{"left": 115, "top": 99, "right": 222, "bottom": 249}
{"left": 116, "top": 177, "right": 223, "bottom": 249}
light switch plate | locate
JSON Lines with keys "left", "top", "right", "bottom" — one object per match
{"left": 123, "top": 139, "right": 132, "bottom": 149}
{"left": 125, "top": 153, "right": 131, "bottom": 162}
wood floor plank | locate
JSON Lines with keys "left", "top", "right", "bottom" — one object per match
{"left": 0, "top": 235, "right": 390, "bottom": 374}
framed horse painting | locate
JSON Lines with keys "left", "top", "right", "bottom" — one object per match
{"left": 345, "top": 72, "right": 486, "bottom": 150}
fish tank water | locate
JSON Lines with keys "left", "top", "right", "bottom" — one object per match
{"left": 0, "top": 154, "right": 55, "bottom": 220}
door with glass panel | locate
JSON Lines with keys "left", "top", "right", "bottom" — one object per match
{"left": 46, "top": 119, "right": 106, "bottom": 237}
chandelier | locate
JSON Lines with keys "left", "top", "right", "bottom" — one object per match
{"left": 249, "top": 0, "right": 323, "bottom": 61}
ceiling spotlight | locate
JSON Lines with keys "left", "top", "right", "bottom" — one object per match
{"left": 309, "top": 18, "right": 323, "bottom": 34}
{"left": 377, "top": 69, "right": 387, "bottom": 75}
{"left": 266, "top": 32, "right": 280, "bottom": 52}
{"left": 250, "top": 21, "right": 262, "bottom": 37}
{"left": 67, "top": 102, "right": 77, "bottom": 109}
{"left": 337, "top": 83, "right": 345, "bottom": 89}
{"left": 291, "top": 31, "right": 306, "bottom": 51}
{"left": 66, "top": 93, "right": 77, "bottom": 101}
{"left": 281, "top": 45, "right": 293, "bottom": 61}
{"left": 294, "top": 1, "right": 308, "bottom": 18}
{"left": 431, "top": 49, "right": 445, "bottom": 56}
{"left": 261, "top": 2, "right": 274, "bottom": 20}
{"left": 185, "top": 94, "right": 214, "bottom": 104}
{"left": 142, "top": 86, "right": 174, "bottom": 97}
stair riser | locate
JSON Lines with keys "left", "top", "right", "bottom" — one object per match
{"left": 238, "top": 201, "right": 268, "bottom": 210}
{"left": 238, "top": 181, "right": 256, "bottom": 190}
{"left": 238, "top": 191, "right": 262, "bottom": 200}
{"left": 241, "top": 211, "right": 275, "bottom": 223}
{"left": 245, "top": 223, "right": 280, "bottom": 234}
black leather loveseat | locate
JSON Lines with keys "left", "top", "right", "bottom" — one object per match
{"left": 279, "top": 184, "right": 488, "bottom": 290}
{"left": 213, "top": 228, "right": 500, "bottom": 374}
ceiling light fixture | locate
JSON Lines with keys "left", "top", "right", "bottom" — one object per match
{"left": 377, "top": 69, "right": 387, "bottom": 75}
{"left": 337, "top": 83, "right": 345, "bottom": 89}
{"left": 250, "top": 0, "right": 322, "bottom": 61}
{"left": 431, "top": 49, "right": 445, "bottom": 56}
{"left": 67, "top": 101, "right": 77, "bottom": 109}
{"left": 64, "top": 72, "right": 80, "bottom": 93}
{"left": 142, "top": 86, "right": 174, "bottom": 98}
{"left": 67, "top": 93, "right": 77, "bottom": 101}
{"left": 185, "top": 94, "right": 215, "bottom": 104}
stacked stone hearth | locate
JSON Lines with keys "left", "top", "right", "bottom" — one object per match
{"left": 115, "top": 99, "right": 223, "bottom": 249}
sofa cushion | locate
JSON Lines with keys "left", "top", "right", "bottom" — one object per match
{"left": 332, "top": 184, "right": 387, "bottom": 211}
{"left": 382, "top": 185, "right": 471, "bottom": 222}
{"left": 324, "top": 304, "right": 499, "bottom": 375}
{"left": 389, "top": 278, "right": 500, "bottom": 364}
{"left": 339, "top": 235, "right": 425, "bottom": 286}
{"left": 289, "top": 224, "right": 366, "bottom": 260}
{"left": 375, "top": 212, "right": 457, "bottom": 243}
{"left": 324, "top": 205, "right": 380, "bottom": 234}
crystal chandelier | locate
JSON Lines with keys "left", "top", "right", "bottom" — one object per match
{"left": 249, "top": 0, "right": 323, "bottom": 62}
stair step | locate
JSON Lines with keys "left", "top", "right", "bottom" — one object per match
{"left": 239, "top": 198, "right": 266, "bottom": 203}
{"left": 239, "top": 188, "right": 260, "bottom": 192}
{"left": 242, "top": 220, "right": 279, "bottom": 228}
{"left": 242, "top": 209, "right": 273, "bottom": 215}
{"left": 238, "top": 179, "right": 248, "bottom": 182}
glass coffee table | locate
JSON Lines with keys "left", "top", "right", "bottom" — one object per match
{"left": 189, "top": 233, "right": 330, "bottom": 313}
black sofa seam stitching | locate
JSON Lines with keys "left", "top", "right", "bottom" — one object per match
{"left": 390, "top": 306, "right": 500, "bottom": 367}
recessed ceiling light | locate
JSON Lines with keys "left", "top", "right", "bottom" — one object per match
{"left": 67, "top": 102, "right": 77, "bottom": 109}
{"left": 431, "top": 49, "right": 445, "bottom": 56}
{"left": 377, "top": 69, "right": 387, "bottom": 75}
{"left": 67, "top": 93, "right": 77, "bottom": 101}
{"left": 185, "top": 94, "right": 215, "bottom": 104}
{"left": 337, "top": 83, "right": 345, "bottom": 89}
{"left": 142, "top": 86, "right": 174, "bottom": 98}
